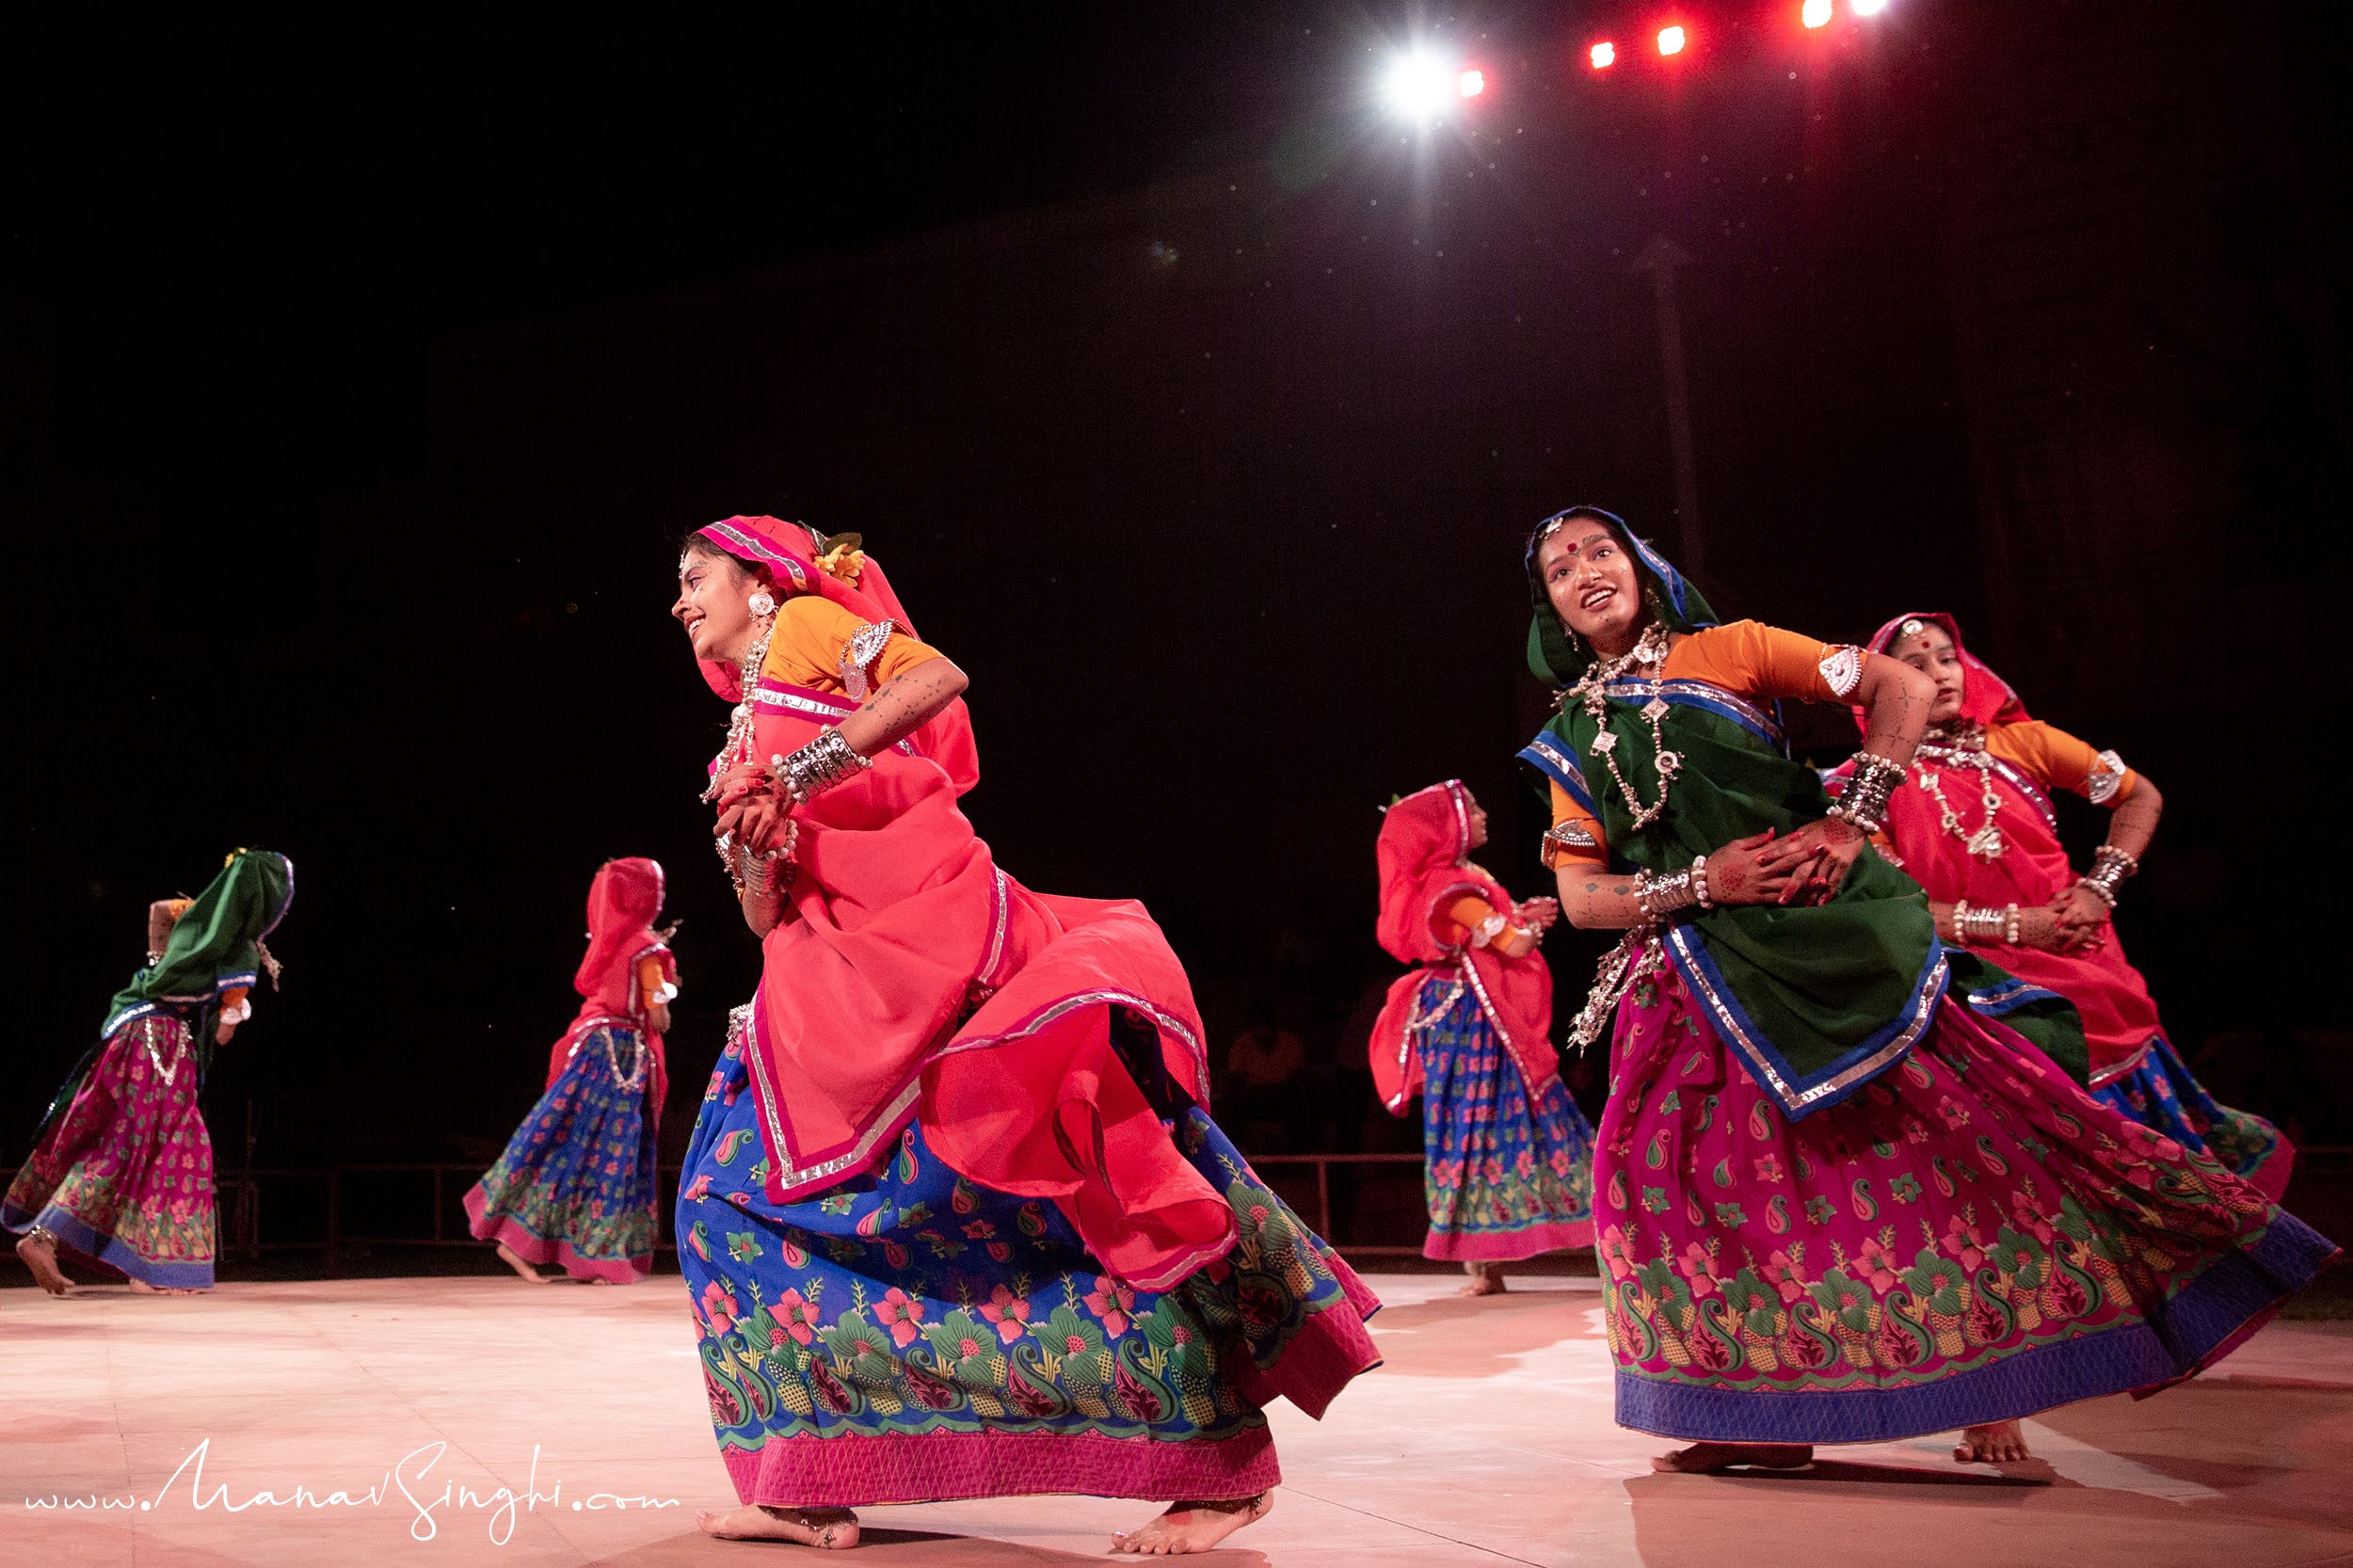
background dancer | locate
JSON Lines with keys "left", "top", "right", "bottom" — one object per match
{"left": 466, "top": 856, "right": 677, "bottom": 1285}
{"left": 7, "top": 849, "right": 293, "bottom": 1296}
{"left": 1518, "top": 506, "right": 2333, "bottom": 1472}
{"left": 670, "top": 516, "right": 1380, "bottom": 1555}
{"left": 1370, "top": 780, "right": 1593, "bottom": 1294}
{"left": 1850, "top": 613, "right": 2289, "bottom": 1199}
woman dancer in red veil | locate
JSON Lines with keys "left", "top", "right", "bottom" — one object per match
{"left": 671, "top": 517, "right": 1380, "bottom": 1555}
{"left": 1847, "top": 614, "right": 2288, "bottom": 1200}
{"left": 1370, "top": 781, "right": 1593, "bottom": 1293}
{"left": 465, "top": 857, "right": 678, "bottom": 1285}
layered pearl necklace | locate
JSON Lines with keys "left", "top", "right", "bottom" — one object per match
{"left": 1561, "top": 622, "right": 1681, "bottom": 832}
{"left": 1914, "top": 724, "right": 2005, "bottom": 860}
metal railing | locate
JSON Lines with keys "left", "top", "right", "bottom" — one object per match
{"left": 21, "top": 1145, "right": 2343, "bottom": 1274}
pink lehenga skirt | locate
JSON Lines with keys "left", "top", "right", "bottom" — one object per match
{"left": 1593, "top": 965, "right": 2336, "bottom": 1442}
{"left": 4, "top": 1014, "right": 218, "bottom": 1288}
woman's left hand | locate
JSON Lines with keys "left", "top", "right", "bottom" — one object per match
{"left": 1515, "top": 897, "right": 1561, "bottom": 933}
{"left": 2045, "top": 885, "right": 2111, "bottom": 952}
{"left": 1754, "top": 818, "right": 1867, "bottom": 905}
{"left": 214, "top": 1017, "right": 239, "bottom": 1048}
{"left": 712, "top": 762, "right": 798, "bottom": 856}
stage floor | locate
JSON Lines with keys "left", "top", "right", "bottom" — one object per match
{"left": 4, "top": 1272, "right": 2349, "bottom": 1567}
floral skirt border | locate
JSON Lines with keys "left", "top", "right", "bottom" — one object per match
{"left": 1596, "top": 964, "right": 2337, "bottom": 1445}
{"left": 1614, "top": 1218, "right": 2335, "bottom": 1441}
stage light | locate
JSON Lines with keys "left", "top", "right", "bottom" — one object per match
{"left": 1383, "top": 50, "right": 1458, "bottom": 121}
{"left": 1590, "top": 40, "right": 1617, "bottom": 70}
{"left": 1459, "top": 68, "right": 1485, "bottom": 98}
{"left": 1657, "top": 24, "right": 1687, "bottom": 56}
{"left": 1850, "top": 0, "right": 1888, "bottom": 12}
{"left": 1801, "top": 0, "right": 1833, "bottom": 27}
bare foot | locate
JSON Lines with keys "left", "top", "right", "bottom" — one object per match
{"left": 1457, "top": 1263, "right": 1506, "bottom": 1297}
{"left": 495, "top": 1242, "right": 549, "bottom": 1284}
{"left": 1954, "top": 1420, "right": 2032, "bottom": 1464}
{"left": 696, "top": 1504, "right": 859, "bottom": 1547}
{"left": 15, "top": 1232, "right": 73, "bottom": 1296}
{"left": 1112, "top": 1494, "right": 1273, "bottom": 1555}
{"left": 125, "top": 1278, "right": 204, "bottom": 1296}
{"left": 1651, "top": 1442, "right": 1814, "bottom": 1474}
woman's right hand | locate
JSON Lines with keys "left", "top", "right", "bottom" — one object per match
{"left": 1705, "top": 829, "right": 1804, "bottom": 907}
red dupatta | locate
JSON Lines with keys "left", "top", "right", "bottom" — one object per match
{"left": 1367, "top": 782, "right": 1560, "bottom": 1113}
{"left": 549, "top": 856, "right": 673, "bottom": 1115}
{"left": 692, "top": 515, "right": 1236, "bottom": 1293}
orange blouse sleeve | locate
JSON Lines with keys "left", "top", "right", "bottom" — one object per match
{"left": 1541, "top": 780, "right": 1609, "bottom": 870}
{"left": 635, "top": 953, "right": 676, "bottom": 1007}
{"left": 762, "top": 596, "right": 944, "bottom": 696}
{"left": 1988, "top": 720, "right": 2137, "bottom": 806}
{"left": 1663, "top": 619, "right": 1865, "bottom": 705}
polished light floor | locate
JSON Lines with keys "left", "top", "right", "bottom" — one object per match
{"left": 4, "top": 1272, "right": 2348, "bottom": 1566}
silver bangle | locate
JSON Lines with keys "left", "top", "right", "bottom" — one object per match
{"left": 2004, "top": 903, "right": 2021, "bottom": 946}
{"left": 1828, "top": 751, "right": 1904, "bottom": 836}
{"left": 1636, "top": 866, "right": 1701, "bottom": 920}
{"left": 1469, "top": 911, "right": 1509, "bottom": 949}
{"left": 775, "top": 727, "right": 872, "bottom": 803}
{"left": 1690, "top": 854, "right": 1713, "bottom": 911}
{"left": 2077, "top": 844, "right": 2137, "bottom": 907}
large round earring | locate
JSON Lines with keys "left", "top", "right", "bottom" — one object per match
{"left": 747, "top": 589, "right": 776, "bottom": 616}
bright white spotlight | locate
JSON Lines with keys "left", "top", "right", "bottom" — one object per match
{"left": 1657, "top": 24, "right": 1688, "bottom": 56}
{"left": 1459, "top": 68, "right": 1485, "bottom": 98}
{"left": 1851, "top": 0, "right": 1889, "bottom": 13}
{"left": 1590, "top": 40, "right": 1617, "bottom": 70}
{"left": 1383, "top": 51, "right": 1456, "bottom": 121}
{"left": 1802, "top": 0, "right": 1833, "bottom": 26}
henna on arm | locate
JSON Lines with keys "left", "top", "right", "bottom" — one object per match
{"left": 1555, "top": 868, "right": 1647, "bottom": 930}
{"left": 837, "top": 655, "right": 968, "bottom": 758}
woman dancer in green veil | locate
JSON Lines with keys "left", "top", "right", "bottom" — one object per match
{"left": 1519, "top": 507, "right": 2330, "bottom": 1469}
{"left": 8, "top": 849, "right": 293, "bottom": 1295}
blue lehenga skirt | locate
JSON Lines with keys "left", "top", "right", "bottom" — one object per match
{"left": 677, "top": 1008, "right": 1382, "bottom": 1508}
{"left": 1414, "top": 978, "right": 1597, "bottom": 1260}
{"left": 465, "top": 1023, "right": 662, "bottom": 1282}
{"left": 2092, "top": 1033, "right": 2293, "bottom": 1202}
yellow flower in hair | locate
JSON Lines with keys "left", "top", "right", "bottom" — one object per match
{"left": 815, "top": 533, "right": 866, "bottom": 586}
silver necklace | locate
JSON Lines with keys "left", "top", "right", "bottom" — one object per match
{"left": 701, "top": 613, "right": 778, "bottom": 805}
{"left": 1561, "top": 623, "right": 1680, "bottom": 831}
{"left": 1914, "top": 726, "right": 2005, "bottom": 860}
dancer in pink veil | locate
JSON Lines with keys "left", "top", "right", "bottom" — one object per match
{"left": 1370, "top": 781, "right": 1593, "bottom": 1293}
{"left": 671, "top": 516, "right": 1380, "bottom": 1555}
{"left": 466, "top": 857, "right": 677, "bottom": 1284}
{"left": 1844, "top": 613, "right": 2289, "bottom": 1199}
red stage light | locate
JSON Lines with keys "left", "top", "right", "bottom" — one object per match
{"left": 1590, "top": 40, "right": 1617, "bottom": 70}
{"left": 1459, "top": 68, "right": 1485, "bottom": 98}
{"left": 1801, "top": 0, "right": 1833, "bottom": 26}
{"left": 1657, "top": 24, "right": 1687, "bottom": 56}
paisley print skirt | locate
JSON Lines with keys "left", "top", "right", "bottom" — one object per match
{"left": 1594, "top": 966, "right": 2336, "bottom": 1443}
{"left": 3, "top": 1015, "right": 217, "bottom": 1288}
{"left": 465, "top": 1024, "right": 662, "bottom": 1283}
{"left": 678, "top": 1017, "right": 1382, "bottom": 1507}
{"left": 2092, "top": 1034, "right": 2292, "bottom": 1203}
{"left": 1414, "top": 977, "right": 1596, "bottom": 1260}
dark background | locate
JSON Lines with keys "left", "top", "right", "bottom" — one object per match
{"left": 3, "top": 2, "right": 2347, "bottom": 1185}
